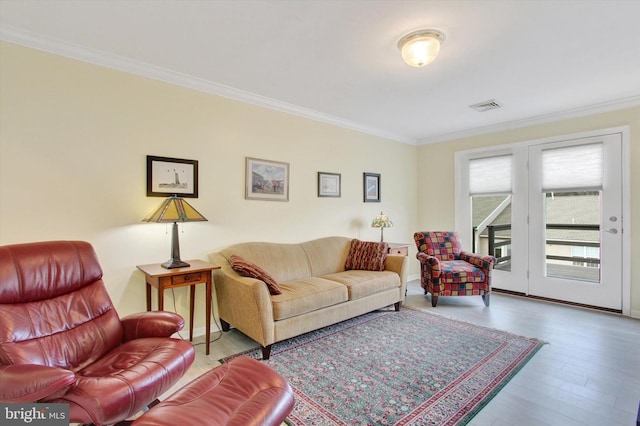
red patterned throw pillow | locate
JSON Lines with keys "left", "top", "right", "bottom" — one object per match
{"left": 229, "top": 255, "right": 282, "bottom": 295}
{"left": 345, "top": 239, "right": 389, "bottom": 271}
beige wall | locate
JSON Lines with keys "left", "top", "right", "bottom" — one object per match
{"left": 418, "top": 105, "right": 640, "bottom": 315}
{"left": 1, "top": 41, "right": 637, "bottom": 325}
{"left": 0, "top": 42, "right": 419, "bottom": 329}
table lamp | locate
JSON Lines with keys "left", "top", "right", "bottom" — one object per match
{"left": 371, "top": 211, "right": 393, "bottom": 242}
{"left": 142, "top": 195, "right": 207, "bottom": 269}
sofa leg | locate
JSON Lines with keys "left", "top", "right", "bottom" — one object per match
{"left": 262, "top": 345, "right": 272, "bottom": 360}
{"left": 482, "top": 293, "right": 490, "bottom": 307}
{"left": 220, "top": 318, "right": 230, "bottom": 332}
{"left": 394, "top": 301, "right": 401, "bottom": 311}
{"left": 431, "top": 295, "right": 438, "bottom": 307}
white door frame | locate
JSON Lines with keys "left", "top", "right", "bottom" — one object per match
{"left": 455, "top": 126, "right": 631, "bottom": 316}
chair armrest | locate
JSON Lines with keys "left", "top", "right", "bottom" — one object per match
{"left": 120, "top": 311, "right": 185, "bottom": 341}
{"left": 0, "top": 364, "right": 76, "bottom": 403}
{"left": 460, "top": 251, "right": 496, "bottom": 270}
{"left": 416, "top": 252, "right": 441, "bottom": 277}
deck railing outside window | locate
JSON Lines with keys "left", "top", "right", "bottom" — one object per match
{"left": 473, "top": 224, "right": 601, "bottom": 282}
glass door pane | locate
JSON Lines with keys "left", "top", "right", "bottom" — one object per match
{"left": 544, "top": 191, "right": 600, "bottom": 283}
{"left": 471, "top": 195, "right": 512, "bottom": 272}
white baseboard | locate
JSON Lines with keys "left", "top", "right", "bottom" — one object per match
{"left": 630, "top": 309, "right": 640, "bottom": 319}
{"left": 191, "top": 325, "right": 208, "bottom": 338}
{"left": 173, "top": 324, "right": 220, "bottom": 340}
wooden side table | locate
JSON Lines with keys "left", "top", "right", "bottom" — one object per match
{"left": 136, "top": 260, "right": 219, "bottom": 355}
{"left": 387, "top": 243, "right": 410, "bottom": 256}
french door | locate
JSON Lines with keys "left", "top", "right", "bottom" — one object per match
{"left": 528, "top": 134, "right": 622, "bottom": 310}
{"left": 456, "top": 129, "right": 625, "bottom": 311}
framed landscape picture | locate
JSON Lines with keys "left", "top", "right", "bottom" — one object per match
{"left": 147, "top": 155, "right": 198, "bottom": 198}
{"left": 318, "top": 172, "right": 341, "bottom": 197}
{"left": 245, "top": 157, "right": 290, "bottom": 201}
{"left": 363, "top": 172, "right": 380, "bottom": 202}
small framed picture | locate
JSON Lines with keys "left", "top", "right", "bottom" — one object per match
{"left": 318, "top": 172, "right": 341, "bottom": 197}
{"left": 147, "top": 155, "right": 198, "bottom": 198}
{"left": 363, "top": 172, "right": 381, "bottom": 202}
{"left": 245, "top": 157, "right": 290, "bottom": 201}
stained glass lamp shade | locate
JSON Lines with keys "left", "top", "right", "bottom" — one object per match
{"left": 142, "top": 195, "right": 207, "bottom": 269}
{"left": 371, "top": 211, "right": 393, "bottom": 242}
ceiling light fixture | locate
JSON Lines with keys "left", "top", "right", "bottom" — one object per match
{"left": 398, "top": 29, "right": 445, "bottom": 67}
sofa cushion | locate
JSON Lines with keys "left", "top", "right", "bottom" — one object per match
{"left": 322, "top": 270, "right": 400, "bottom": 300}
{"left": 230, "top": 255, "right": 282, "bottom": 295}
{"left": 345, "top": 239, "right": 388, "bottom": 272}
{"left": 301, "top": 236, "right": 352, "bottom": 277}
{"left": 221, "top": 242, "right": 311, "bottom": 283}
{"left": 271, "top": 277, "right": 348, "bottom": 321}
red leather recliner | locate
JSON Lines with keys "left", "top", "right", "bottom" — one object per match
{"left": 0, "top": 241, "right": 195, "bottom": 425}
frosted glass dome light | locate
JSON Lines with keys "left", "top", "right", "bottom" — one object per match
{"left": 398, "top": 29, "right": 445, "bottom": 67}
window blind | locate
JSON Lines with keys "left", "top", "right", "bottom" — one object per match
{"left": 468, "top": 155, "right": 512, "bottom": 195}
{"left": 541, "top": 143, "right": 603, "bottom": 192}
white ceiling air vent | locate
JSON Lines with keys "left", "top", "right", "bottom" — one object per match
{"left": 469, "top": 99, "right": 502, "bottom": 112}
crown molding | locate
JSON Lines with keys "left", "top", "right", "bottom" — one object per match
{"left": 0, "top": 26, "right": 417, "bottom": 145}
{"left": 418, "top": 94, "right": 640, "bottom": 145}
{"left": 3, "top": 26, "right": 637, "bottom": 147}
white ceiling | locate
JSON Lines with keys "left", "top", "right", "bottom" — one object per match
{"left": 1, "top": 0, "right": 639, "bottom": 145}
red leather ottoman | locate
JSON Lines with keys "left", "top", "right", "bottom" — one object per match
{"left": 132, "top": 356, "right": 294, "bottom": 426}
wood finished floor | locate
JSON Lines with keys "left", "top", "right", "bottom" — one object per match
{"left": 171, "top": 280, "right": 640, "bottom": 426}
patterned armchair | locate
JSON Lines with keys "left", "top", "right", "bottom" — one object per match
{"left": 414, "top": 231, "right": 496, "bottom": 307}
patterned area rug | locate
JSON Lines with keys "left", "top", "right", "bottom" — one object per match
{"left": 222, "top": 308, "right": 544, "bottom": 425}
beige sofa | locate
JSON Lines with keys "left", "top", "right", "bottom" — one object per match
{"left": 209, "top": 236, "right": 408, "bottom": 359}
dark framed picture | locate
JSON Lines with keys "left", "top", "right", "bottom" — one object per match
{"left": 318, "top": 172, "right": 341, "bottom": 197}
{"left": 363, "top": 172, "right": 381, "bottom": 202}
{"left": 245, "top": 157, "right": 290, "bottom": 201}
{"left": 147, "top": 155, "right": 198, "bottom": 198}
